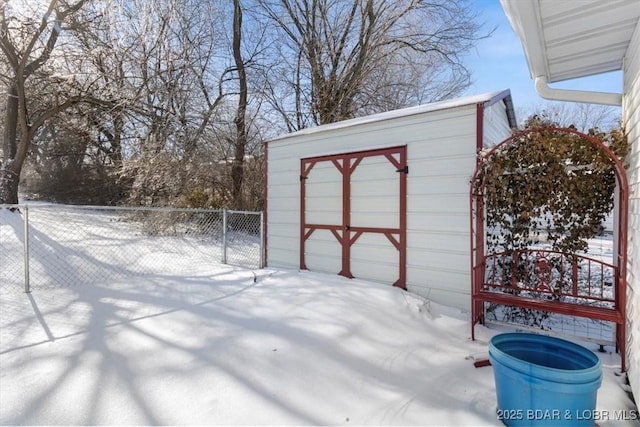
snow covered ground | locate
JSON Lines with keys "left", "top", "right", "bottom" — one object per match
{"left": 1, "top": 208, "right": 637, "bottom": 425}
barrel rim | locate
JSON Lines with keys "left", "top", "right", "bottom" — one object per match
{"left": 489, "top": 332, "right": 602, "bottom": 384}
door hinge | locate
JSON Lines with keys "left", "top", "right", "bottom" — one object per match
{"left": 396, "top": 165, "right": 409, "bottom": 174}
{"left": 300, "top": 175, "right": 308, "bottom": 181}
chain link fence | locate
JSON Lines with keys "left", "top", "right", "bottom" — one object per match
{"left": 0, "top": 204, "right": 263, "bottom": 293}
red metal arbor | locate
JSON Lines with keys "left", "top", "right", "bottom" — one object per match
{"left": 470, "top": 127, "right": 629, "bottom": 371}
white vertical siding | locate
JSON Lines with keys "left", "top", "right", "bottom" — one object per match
{"left": 264, "top": 150, "right": 300, "bottom": 268}
{"left": 266, "top": 94, "right": 513, "bottom": 310}
{"left": 305, "top": 163, "right": 342, "bottom": 224}
{"left": 351, "top": 156, "right": 399, "bottom": 228}
{"left": 349, "top": 154, "right": 401, "bottom": 284}
{"left": 305, "top": 229, "right": 342, "bottom": 273}
{"left": 483, "top": 100, "right": 514, "bottom": 148}
{"left": 351, "top": 233, "right": 399, "bottom": 284}
{"left": 404, "top": 107, "right": 476, "bottom": 308}
{"left": 623, "top": 20, "right": 640, "bottom": 400}
{"left": 303, "top": 161, "right": 343, "bottom": 273}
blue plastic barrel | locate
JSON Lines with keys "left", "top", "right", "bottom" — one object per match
{"left": 489, "top": 333, "right": 602, "bottom": 427}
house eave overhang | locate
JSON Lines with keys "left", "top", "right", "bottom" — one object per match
{"left": 500, "top": 0, "right": 639, "bottom": 106}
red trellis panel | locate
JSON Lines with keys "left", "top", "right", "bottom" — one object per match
{"left": 470, "top": 127, "right": 629, "bottom": 372}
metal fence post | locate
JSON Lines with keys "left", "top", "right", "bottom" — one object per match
{"left": 23, "top": 205, "right": 30, "bottom": 293}
{"left": 259, "top": 211, "right": 265, "bottom": 268}
{"left": 222, "top": 208, "right": 227, "bottom": 264}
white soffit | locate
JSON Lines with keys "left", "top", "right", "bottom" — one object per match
{"left": 501, "top": 0, "right": 640, "bottom": 83}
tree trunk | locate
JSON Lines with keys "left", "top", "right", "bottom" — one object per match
{"left": 0, "top": 166, "right": 21, "bottom": 204}
{"left": 0, "top": 85, "right": 21, "bottom": 204}
{"left": 3, "top": 85, "right": 18, "bottom": 159}
{"left": 0, "top": 0, "right": 89, "bottom": 205}
{"left": 231, "top": 0, "right": 247, "bottom": 210}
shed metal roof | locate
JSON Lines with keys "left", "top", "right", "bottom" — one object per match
{"left": 501, "top": 0, "right": 640, "bottom": 83}
{"left": 269, "top": 89, "right": 515, "bottom": 143}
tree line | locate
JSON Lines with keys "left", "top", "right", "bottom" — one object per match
{"left": 0, "top": 0, "right": 486, "bottom": 208}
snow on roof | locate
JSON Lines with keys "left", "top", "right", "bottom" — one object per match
{"left": 269, "top": 89, "right": 513, "bottom": 142}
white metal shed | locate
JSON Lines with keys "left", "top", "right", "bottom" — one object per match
{"left": 265, "top": 90, "right": 516, "bottom": 310}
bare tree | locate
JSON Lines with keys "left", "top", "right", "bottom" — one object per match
{"left": 2, "top": 0, "right": 487, "bottom": 207}
{"left": 517, "top": 101, "right": 621, "bottom": 132}
{"left": 76, "top": 0, "right": 232, "bottom": 206}
{"left": 0, "top": 0, "right": 97, "bottom": 204}
{"left": 255, "top": 0, "right": 486, "bottom": 127}
{"left": 230, "top": 0, "right": 248, "bottom": 209}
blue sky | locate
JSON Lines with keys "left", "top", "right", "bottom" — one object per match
{"left": 462, "top": 0, "right": 623, "bottom": 115}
